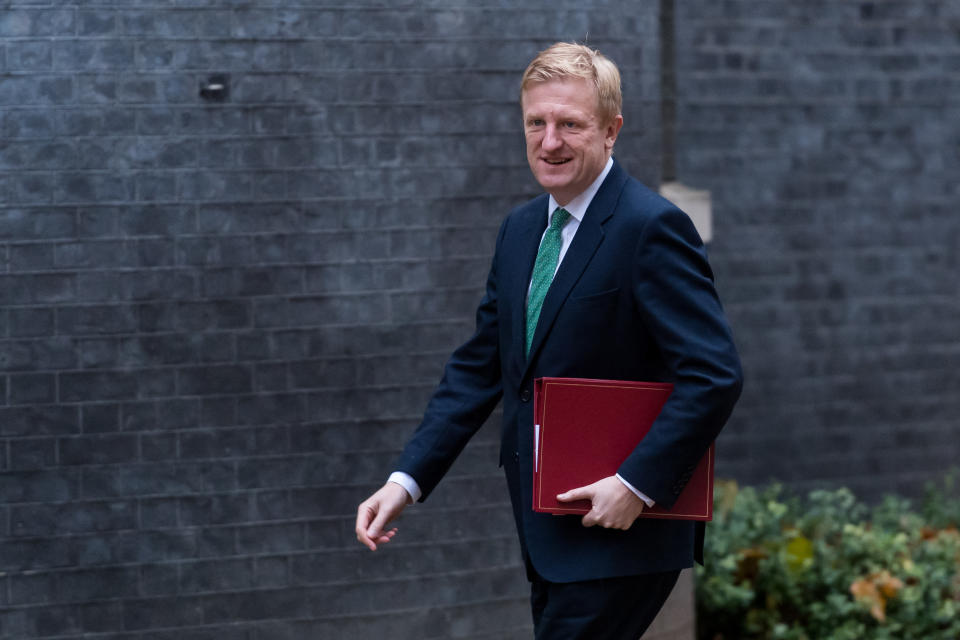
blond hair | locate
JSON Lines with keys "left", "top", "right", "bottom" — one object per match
{"left": 521, "top": 42, "right": 622, "bottom": 123}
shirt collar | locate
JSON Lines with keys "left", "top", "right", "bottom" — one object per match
{"left": 547, "top": 157, "right": 614, "bottom": 225}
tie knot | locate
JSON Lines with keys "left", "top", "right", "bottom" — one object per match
{"left": 550, "top": 207, "right": 571, "bottom": 231}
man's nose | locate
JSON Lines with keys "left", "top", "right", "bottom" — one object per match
{"left": 542, "top": 124, "right": 563, "bottom": 151}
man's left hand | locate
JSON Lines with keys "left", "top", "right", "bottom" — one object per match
{"left": 556, "top": 475, "right": 645, "bottom": 530}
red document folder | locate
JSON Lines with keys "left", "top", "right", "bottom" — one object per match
{"left": 532, "top": 377, "right": 714, "bottom": 521}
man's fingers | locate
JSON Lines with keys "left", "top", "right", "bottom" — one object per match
{"left": 557, "top": 484, "right": 593, "bottom": 502}
{"left": 356, "top": 503, "right": 379, "bottom": 550}
{"left": 372, "top": 528, "right": 398, "bottom": 544}
{"left": 367, "top": 508, "right": 396, "bottom": 544}
{"left": 560, "top": 483, "right": 597, "bottom": 527}
{"left": 358, "top": 503, "right": 398, "bottom": 551}
{"left": 355, "top": 482, "right": 410, "bottom": 551}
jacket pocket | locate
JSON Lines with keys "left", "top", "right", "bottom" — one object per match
{"left": 569, "top": 286, "right": 620, "bottom": 306}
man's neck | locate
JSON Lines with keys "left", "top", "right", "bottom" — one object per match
{"left": 548, "top": 157, "right": 614, "bottom": 221}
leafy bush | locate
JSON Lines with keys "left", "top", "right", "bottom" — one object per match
{"left": 696, "top": 476, "right": 960, "bottom": 640}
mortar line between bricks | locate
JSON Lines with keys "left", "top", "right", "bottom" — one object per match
{"left": 0, "top": 597, "right": 533, "bottom": 640}
{"left": 5, "top": 516, "right": 516, "bottom": 552}
{"left": 332, "top": 440, "right": 498, "bottom": 453}
{"left": 308, "top": 501, "right": 509, "bottom": 523}
{"left": 290, "top": 533, "right": 521, "bottom": 555}
{"left": 725, "top": 293, "right": 960, "bottom": 306}
{"left": 0, "top": 534, "right": 521, "bottom": 568}
{"left": 682, "top": 97, "right": 960, "bottom": 106}
{"left": 1, "top": 240, "right": 499, "bottom": 250}
{"left": 9, "top": 477, "right": 287, "bottom": 499}
{"left": 37, "top": 371, "right": 475, "bottom": 386}
{"left": 30, "top": 195, "right": 545, "bottom": 206}
{"left": 733, "top": 394, "right": 959, "bottom": 412}
{"left": 1, "top": 167, "right": 533, "bottom": 175}
{"left": 683, "top": 41, "right": 960, "bottom": 50}
{"left": 2, "top": 349, "right": 459, "bottom": 363}
{"left": 3, "top": 132, "right": 524, "bottom": 141}
{"left": 680, "top": 22, "right": 960, "bottom": 31}
{"left": 684, "top": 67, "right": 960, "bottom": 75}
{"left": 299, "top": 593, "right": 530, "bottom": 620}
{"left": 307, "top": 562, "right": 530, "bottom": 588}
{"left": 36, "top": 63, "right": 646, "bottom": 72}
{"left": 0, "top": 91, "right": 655, "bottom": 107}
{"left": 0, "top": 190, "right": 547, "bottom": 202}
{"left": 52, "top": 34, "right": 641, "bottom": 43}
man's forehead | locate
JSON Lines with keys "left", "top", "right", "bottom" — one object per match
{"left": 522, "top": 80, "right": 601, "bottom": 116}
{"left": 522, "top": 76, "right": 593, "bottom": 96}
{"left": 522, "top": 101, "right": 594, "bottom": 120}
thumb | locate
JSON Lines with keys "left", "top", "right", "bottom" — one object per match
{"left": 557, "top": 484, "right": 593, "bottom": 502}
{"left": 367, "top": 506, "right": 394, "bottom": 538}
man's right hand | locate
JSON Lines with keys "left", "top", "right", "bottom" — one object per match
{"left": 355, "top": 482, "right": 410, "bottom": 551}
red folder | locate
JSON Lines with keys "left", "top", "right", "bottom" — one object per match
{"left": 532, "top": 377, "right": 714, "bottom": 521}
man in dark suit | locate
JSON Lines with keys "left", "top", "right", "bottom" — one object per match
{"left": 356, "top": 42, "right": 742, "bottom": 638}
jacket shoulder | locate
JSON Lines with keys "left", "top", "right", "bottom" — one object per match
{"left": 506, "top": 192, "right": 549, "bottom": 221}
{"left": 620, "top": 177, "right": 682, "bottom": 219}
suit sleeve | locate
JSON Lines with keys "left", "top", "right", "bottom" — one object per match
{"left": 617, "top": 208, "right": 743, "bottom": 508}
{"left": 392, "top": 218, "right": 507, "bottom": 501}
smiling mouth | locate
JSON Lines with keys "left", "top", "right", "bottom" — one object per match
{"left": 543, "top": 158, "right": 571, "bottom": 165}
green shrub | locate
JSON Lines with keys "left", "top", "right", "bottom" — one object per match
{"left": 696, "top": 476, "right": 960, "bottom": 640}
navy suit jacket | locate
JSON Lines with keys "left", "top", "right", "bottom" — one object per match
{"left": 396, "top": 159, "right": 743, "bottom": 582}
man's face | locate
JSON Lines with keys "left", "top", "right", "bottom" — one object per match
{"left": 522, "top": 77, "right": 623, "bottom": 206}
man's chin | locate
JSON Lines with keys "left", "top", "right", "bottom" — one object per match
{"left": 533, "top": 170, "right": 572, "bottom": 189}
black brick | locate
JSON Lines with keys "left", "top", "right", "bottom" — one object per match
{"left": 60, "top": 567, "right": 140, "bottom": 602}
{"left": 58, "top": 305, "right": 138, "bottom": 336}
{"left": 79, "top": 601, "right": 126, "bottom": 633}
{"left": 9, "top": 373, "right": 57, "bottom": 405}
{"left": 0, "top": 469, "right": 76, "bottom": 503}
{"left": 60, "top": 371, "right": 140, "bottom": 403}
{"left": 139, "top": 498, "right": 179, "bottom": 529}
{"left": 122, "top": 595, "right": 203, "bottom": 631}
{"left": 10, "top": 438, "right": 57, "bottom": 470}
{"left": 0, "top": 406, "right": 79, "bottom": 437}
{"left": 10, "top": 572, "right": 57, "bottom": 605}
{"left": 59, "top": 434, "right": 138, "bottom": 466}
{"left": 178, "top": 365, "right": 253, "bottom": 396}
{"left": 140, "top": 563, "right": 179, "bottom": 596}
{"left": 10, "top": 500, "right": 135, "bottom": 537}
{"left": 0, "top": 538, "right": 71, "bottom": 572}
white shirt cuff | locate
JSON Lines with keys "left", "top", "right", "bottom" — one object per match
{"left": 388, "top": 471, "right": 421, "bottom": 504}
{"left": 616, "top": 473, "right": 655, "bottom": 508}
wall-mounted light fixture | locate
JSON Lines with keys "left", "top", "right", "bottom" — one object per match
{"left": 200, "top": 75, "right": 230, "bottom": 102}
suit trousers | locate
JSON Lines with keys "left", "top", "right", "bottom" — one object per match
{"left": 530, "top": 568, "right": 681, "bottom": 639}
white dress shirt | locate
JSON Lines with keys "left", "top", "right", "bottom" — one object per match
{"left": 390, "top": 157, "right": 654, "bottom": 508}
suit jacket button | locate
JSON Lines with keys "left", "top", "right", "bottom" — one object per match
{"left": 513, "top": 451, "right": 520, "bottom": 463}
{"left": 520, "top": 389, "right": 531, "bottom": 402}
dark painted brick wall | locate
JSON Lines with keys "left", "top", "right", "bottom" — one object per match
{"left": 674, "top": 0, "right": 960, "bottom": 498}
{"left": 0, "top": 3, "right": 660, "bottom": 638}
{"left": 5, "top": 1, "right": 957, "bottom": 637}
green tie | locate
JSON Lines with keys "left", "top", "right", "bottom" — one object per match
{"left": 526, "top": 207, "right": 571, "bottom": 355}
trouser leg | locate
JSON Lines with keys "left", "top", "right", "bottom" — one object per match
{"left": 530, "top": 569, "right": 681, "bottom": 639}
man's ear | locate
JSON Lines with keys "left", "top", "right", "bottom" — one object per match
{"left": 606, "top": 114, "right": 624, "bottom": 150}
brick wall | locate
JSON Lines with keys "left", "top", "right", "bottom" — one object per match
{"left": 674, "top": 0, "right": 960, "bottom": 498}
{"left": 6, "top": 2, "right": 956, "bottom": 637}
{"left": 0, "top": 3, "right": 661, "bottom": 638}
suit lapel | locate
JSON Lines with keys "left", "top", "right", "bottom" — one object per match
{"left": 521, "top": 161, "right": 628, "bottom": 376}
